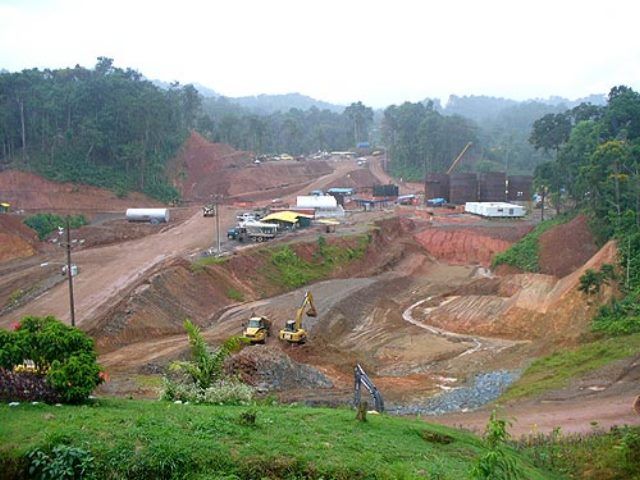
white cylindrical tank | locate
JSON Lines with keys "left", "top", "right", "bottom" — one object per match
{"left": 125, "top": 208, "right": 170, "bottom": 223}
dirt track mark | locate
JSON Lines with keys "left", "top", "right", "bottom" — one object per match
{"left": 402, "top": 296, "right": 525, "bottom": 358}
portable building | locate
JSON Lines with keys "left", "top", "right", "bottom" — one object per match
{"left": 464, "top": 202, "right": 525, "bottom": 218}
{"left": 126, "top": 208, "right": 170, "bottom": 223}
{"left": 297, "top": 196, "right": 338, "bottom": 209}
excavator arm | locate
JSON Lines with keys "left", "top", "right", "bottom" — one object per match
{"left": 295, "top": 291, "right": 317, "bottom": 330}
{"left": 354, "top": 364, "right": 384, "bottom": 412}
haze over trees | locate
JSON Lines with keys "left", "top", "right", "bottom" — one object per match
{"left": 0, "top": 57, "right": 612, "bottom": 202}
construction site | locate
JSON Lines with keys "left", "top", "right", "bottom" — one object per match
{"left": 1, "top": 132, "right": 638, "bottom": 437}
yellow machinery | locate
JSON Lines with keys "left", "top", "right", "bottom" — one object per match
{"left": 279, "top": 291, "right": 317, "bottom": 344}
{"left": 446, "top": 142, "right": 473, "bottom": 175}
{"left": 242, "top": 315, "right": 271, "bottom": 344}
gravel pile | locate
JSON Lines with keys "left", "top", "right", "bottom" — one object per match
{"left": 227, "top": 346, "right": 333, "bottom": 392}
{"left": 388, "top": 370, "right": 520, "bottom": 416}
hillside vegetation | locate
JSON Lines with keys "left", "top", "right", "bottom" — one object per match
{"left": 0, "top": 58, "right": 197, "bottom": 202}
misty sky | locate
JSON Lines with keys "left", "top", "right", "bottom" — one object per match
{"left": 1, "top": 0, "right": 639, "bottom": 108}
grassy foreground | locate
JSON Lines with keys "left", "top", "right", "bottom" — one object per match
{"left": 501, "top": 333, "right": 640, "bottom": 402}
{"left": 0, "top": 398, "right": 555, "bottom": 479}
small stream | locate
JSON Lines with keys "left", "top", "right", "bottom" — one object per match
{"left": 387, "top": 369, "right": 520, "bottom": 416}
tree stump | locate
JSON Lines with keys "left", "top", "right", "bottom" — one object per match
{"left": 356, "top": 401, "right": 368, "bottom": 422}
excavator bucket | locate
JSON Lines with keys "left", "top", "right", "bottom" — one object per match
{"left": 306, "top": 307, "right": 317, "bottom": 317}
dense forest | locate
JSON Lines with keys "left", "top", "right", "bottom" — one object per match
{"left": 532, "top": 86, "right": 640, "bottom": 335}
{"left": 379, "top": 95, "right": 602, "bottom": 180}
{"left": 0, "top": 57, "right": 612, "bottom": 202}
{"left": 0, "top": 58, "right": 198, "bottom": 201}
{"left": 197, "top": 97, "right": 371, "bottom": 155}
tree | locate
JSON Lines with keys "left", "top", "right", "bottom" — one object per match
{"left": 344, "top": 101, "right": 373, "bottom": 145}
{"left": 529, "top": 112, "right": 571, "bottom": 154}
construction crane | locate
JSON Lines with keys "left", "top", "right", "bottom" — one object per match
{"left": 446, "top": 142, "right": 473, "bottom": 175}
{"left": 278, "top": 291, "right": 317, "bottom": 344}
{"left": 354, "top": 364, "right": 384, "bottom": 412}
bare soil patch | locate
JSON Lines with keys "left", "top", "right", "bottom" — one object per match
{"left": 538, "top": 214, "right": 599, "bottom": 277}
{"left": 0, "top": 170, "right": 160, "bottom": 213}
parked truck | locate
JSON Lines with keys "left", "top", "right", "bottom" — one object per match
{"left": 244, "top": 221, "right": 278, "bottom": 242}
{"left": 242, "top": 315, "right": 271, "bottom": 344}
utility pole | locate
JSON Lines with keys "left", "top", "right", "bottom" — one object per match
{"left": 65, "top": 216, "right": 76, "bottom": 327}
{"left": 216, "top": 202, "right": 221, "bottom": 254}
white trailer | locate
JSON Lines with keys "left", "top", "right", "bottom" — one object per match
{"left": 125, "top": 208, "right": 170, "bottom": 224}
{"left": 465, "top": 202, "right": 525, "bottom": 218}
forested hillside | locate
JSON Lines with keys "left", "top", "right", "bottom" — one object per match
{"left": 532, "top": 85, "right": 640, "bottom": 336}
{"left": 380, "top": 94, "right": 607, "bottom": 180}
{"left": 198, "top": 98, "right": 371, "bottom": 155}
{"left": 0, "top": 58, "right": 199, "bottom": 201}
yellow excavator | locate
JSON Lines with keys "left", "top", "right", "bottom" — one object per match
{"left": 278, "top": 291, "right": 317, "bottom": 344}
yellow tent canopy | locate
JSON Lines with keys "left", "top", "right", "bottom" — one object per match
{"left": 0, "top": 202, "right": 10, "bottom": 208}
{"left": 262, "top": 211, "right": 313, "bottom": 224}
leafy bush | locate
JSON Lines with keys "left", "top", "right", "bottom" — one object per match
{"left": 0, "top": 316, "right": 103, "bottom": 403}
{"left": 162, "top": 320, "right": 253, "bottom": 405}
{"left": 28, "top": 445, "right": 95, "bottom": 480}
{"left": 592, "top": 289, "right": 640, "bottom": 335}
{"left": 162, "top": 379, "right": 254, "bottom": 405}
{"left": 24, "top": 214, "right": 88, "bottom": 240}
{"left": 471, "top": 411, "right": 522, "bottom": 479}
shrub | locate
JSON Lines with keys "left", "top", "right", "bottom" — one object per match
{"left": 226, "top": 288, "right": 244, "bottom": 302}
{"left": 593, "top": 291, "right": 640, "bottom": 335}
{"left": 24, "top": 214, "right": 87, "bottom": 240}
{"left": 0, "top": 316, "right": 103, "bottom": 403}
{"left": 163, "top": 321, "right": 253, "bottom": 404}
{"left": 470, "top": 411, "right": 522, "bottom": 480}
{"left": 28, "top": 445, "right": 95, "bottom": 480}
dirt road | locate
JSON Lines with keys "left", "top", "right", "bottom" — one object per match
{"left": 430, "top": 394, "right": 640, "bottom": 437}
{"left": 0, "top": 206, "right": 238, "bottom": 329}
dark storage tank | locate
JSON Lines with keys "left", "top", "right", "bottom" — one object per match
{"left": 425, "top": 173, "right": 450, "bottom": 201}
{"left": 449, "top": 173, "right": 478, "bottom": 204}
{"left": 507, "top": 175, "right": 533, "bottom": 201}
{"left": 479, "top": 172, "right": 507, "bottom": 202}
{"left": 373, "top": 184, "right": 399, "bottom": 197}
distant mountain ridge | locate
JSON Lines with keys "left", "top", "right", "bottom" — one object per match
{"left": 228, "top": 93, "right": 344, "bottom": 114}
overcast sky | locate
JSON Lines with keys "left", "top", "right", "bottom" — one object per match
{"left": 1, "top": 0, "right": 639, "bottom": 108}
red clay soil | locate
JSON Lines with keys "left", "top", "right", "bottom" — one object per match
{"left": 0, "top": 215, "right": 39, "bottom": 262}
{"left": 418, "top": 241, "right": 618, "bottom": 342}
{"left": 0, "top": 170, "right": 161, "bottom": 214}
{"left": 413, "top": 223, "right": 533, "bottom": 267}
{"left": 169, "top": 132, "right": 332, "bottom": 202}
{"left": 538, "top": 214, "right": 599, "bottom": 277}
{"left": 90, "top": 217, "right": 413, "bottom": 353}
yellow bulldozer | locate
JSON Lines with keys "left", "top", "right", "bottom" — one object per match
{"left": 278, "top": 291, "right": 317, "bottom": 344}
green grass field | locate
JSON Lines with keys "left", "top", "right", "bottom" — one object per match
{"left": 0, "top": 398, "right": 556, "bottom": 479}
{"left": 501, "top": 333, "right": 640, "bottom": 402}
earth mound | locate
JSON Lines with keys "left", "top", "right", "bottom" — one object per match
{"left": 170, "top": 132, "right": 332, "bottom": 202}
{"left": 0, "top": 215, "right": 38, "bottom": 262}
{"left": 416, "top": 240, "right": 618, "bottom": 343}
{"left": 0, "top": 170, "right": 160, "bottom": 213}
{"left": 413, "top": 224, "right": 532, "bottom": 267}
{"left": 538, "top": 214, "right": 599, "bottom": 277}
